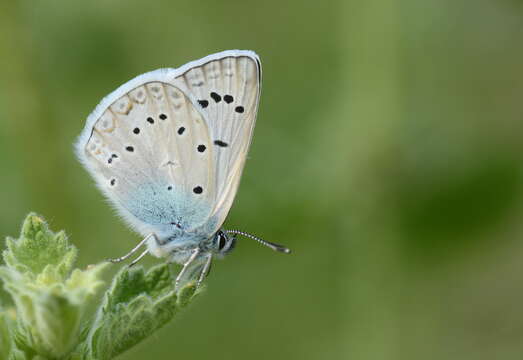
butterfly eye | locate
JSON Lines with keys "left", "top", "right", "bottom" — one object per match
{"left": 218, "top": 232, "right": 227, "bottom": 250}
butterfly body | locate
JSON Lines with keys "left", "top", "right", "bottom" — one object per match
{"left": 77, "top": 50, "right": 288, "bottom": 286}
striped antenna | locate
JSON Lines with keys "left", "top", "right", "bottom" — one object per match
{"left": 224, "top": 230, "right": 291, "bottom": 254}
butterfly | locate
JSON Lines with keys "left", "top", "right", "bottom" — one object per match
{"left": 76, "top": 50, "right": 291, "bottom": 288}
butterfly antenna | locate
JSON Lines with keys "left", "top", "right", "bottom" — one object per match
{"left": 225, "top": 229, "right": 291, "bottom": 254}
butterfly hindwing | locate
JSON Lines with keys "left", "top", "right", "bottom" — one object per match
{"left": 78, "top": 81, "right": 215, "bottom": 236}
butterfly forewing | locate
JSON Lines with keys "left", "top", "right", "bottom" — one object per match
{"left": 172, "top": 54, "right": 261, "bottom": 233}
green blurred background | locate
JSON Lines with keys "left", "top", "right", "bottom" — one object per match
{"left": 2, "top": 0, "right": 523, "bottom": 359}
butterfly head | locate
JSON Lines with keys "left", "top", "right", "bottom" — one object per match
{"left": 212, "top": 230, "right": 237, "bottom": 257}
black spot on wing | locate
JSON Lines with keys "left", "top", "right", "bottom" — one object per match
{"left": 214, "top": 140, "right": 228, "bottom": 147}
{"left": 235, "top": 106, "right": 244, "bottom": 113}
{"left": 107, "top": 154, "right": 118, "bottom": 164}
{"left": 210, "top": 92, "right": 221, "bottom": 103}
{"left": 224, "top": 95, "right": 234, "bottom": 104}
{"left": 193, "top": 186, "right": 203, "bottom": 194}
{"left": 198, "top": 100, "right": 209, "bottom": 108}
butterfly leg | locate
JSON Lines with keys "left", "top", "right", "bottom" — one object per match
{"left": 175, "top": 248, "right": 201, "bottom": 289}
{"left": 128, "top": 249, "right": 149, "bottom": 267}
{"left": 197, "top": 254, "right": 213, "bottom": 288}
{"left": 108, "top": 233, "right": 154, "bottom": 263}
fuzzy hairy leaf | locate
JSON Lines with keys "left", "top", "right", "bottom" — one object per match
{"left": 1, "top": 213, "right": 202, "bottom": 360}
{"left": 0, "top": 214, "right": 107, "bottom": 359}
{"left": 86, "top": 264, "right": 198, "bottom": 360}
{"left": 0, "top": 311, "right": 13, "bottom": 359}
{"left": 3, "top": 213, "right": 77, "bottom": 281}
{"left": 0, "top": 310, "right": 26, "bottom": 360}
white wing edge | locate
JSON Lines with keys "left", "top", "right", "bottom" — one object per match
{"left": 75, "top": 49, "right": 260, "bottom": 162}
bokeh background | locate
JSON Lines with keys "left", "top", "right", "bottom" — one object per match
{"left": 2, "top": 0, "right": 523, "bottom": 359}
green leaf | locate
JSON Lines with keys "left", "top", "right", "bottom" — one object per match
{"left": 86, "top": 264, "right": 199, "bottom": 360}
{"left": 177, "top": 281, "right": 198, "bottom": 308}
{"left": 1, "top": 213, "right": 202, "bottom": 359}
{"left": 3, "top": 213, "right": 77, "bottom": 281}
{"left": 0, "top": 310, "right": 13, "bottom": 359}
{"left": 0, "top": 214, "right": 107, "bottom": 359}
{"left": 0, "top": 309, "right": 26, "bottom": 360}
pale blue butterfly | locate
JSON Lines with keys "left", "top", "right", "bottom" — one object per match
{"left": 76, "top": 50, "right": 290, "bottom": 288}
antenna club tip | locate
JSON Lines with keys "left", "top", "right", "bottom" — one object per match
{"left": 280, "top": 248, "right": 292, "bottom": 254}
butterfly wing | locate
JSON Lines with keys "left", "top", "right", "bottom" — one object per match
{"left": 76, "top": 78, "right": 217, "bottom": 239}
{"left": 170, "top": 51, "right": 261, "bottom": 234}
{"left": 76, "top": 50, "right": 260, "bottom": 240}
